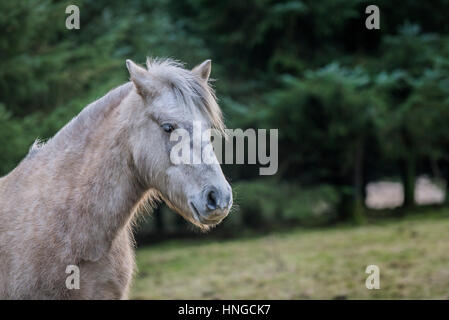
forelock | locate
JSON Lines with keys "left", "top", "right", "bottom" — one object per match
{"left": 146, "top": 57, "right": 225, "bottom": 133}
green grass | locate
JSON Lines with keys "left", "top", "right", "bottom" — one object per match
{"left": 131, "top": 209, "right": 449, "bottom": 299}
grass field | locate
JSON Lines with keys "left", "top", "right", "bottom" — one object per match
{"left": 131, "top": 209, "right": 449, "bottom": 299}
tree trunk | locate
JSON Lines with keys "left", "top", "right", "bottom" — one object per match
{"left": 441, "top": 161, "right": 449, "bottom": 204}
{"left": 401, "top": 156, "right": 416, "bottom": 208}
{"left": 352, "top": 138, "right": 365, "bottom": 224}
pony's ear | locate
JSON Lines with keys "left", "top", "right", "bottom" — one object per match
{"left": 126, "top": 59, "right": 152, "bottom": 97}
{"left": 192, "top": 59, "right": 212, "bottom": 81}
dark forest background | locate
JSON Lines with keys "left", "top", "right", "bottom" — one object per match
{"left": 2, "top": 0, "right": 449, "bottom": 242}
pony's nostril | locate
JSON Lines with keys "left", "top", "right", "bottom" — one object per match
{"left": 206, "top": 190, "right": 218, "bottom": 211}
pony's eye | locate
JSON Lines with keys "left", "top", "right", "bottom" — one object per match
{"left": 161, "top": 123, "right": 175, "bottom": 133}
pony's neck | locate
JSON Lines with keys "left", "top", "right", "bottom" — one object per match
{"left": 39, "top": 83, "right": 148, "bottom": 261}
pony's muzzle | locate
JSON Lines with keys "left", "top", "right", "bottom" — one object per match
{"left": 190, "top": 185, "right": 232, "bottom": 225}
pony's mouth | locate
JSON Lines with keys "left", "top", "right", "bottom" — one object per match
{"left": 190, "top": 202, "right": 202, "bottom": 223}
{"left": 189, "top": 202, "right": 223, "bottom": 226}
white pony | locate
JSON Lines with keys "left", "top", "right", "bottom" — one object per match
{"left": 0, "top": 58, "right": 232, "bottom": 299}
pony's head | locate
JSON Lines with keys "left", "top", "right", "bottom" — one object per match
{"left": 124, "top": 58, "right": 232, "bottom": 230}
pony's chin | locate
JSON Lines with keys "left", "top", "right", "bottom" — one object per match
{"left": 187, "top": 210, "right": 216, "bottom": 231}
{"left": 180, "top": 211, "right": 216, "bottom": 232}
{"left": 162, "top": 197, "right": 217, "bottom": 231}
{"left": 194, "top": 218, "right": 222, "bottom": 231}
